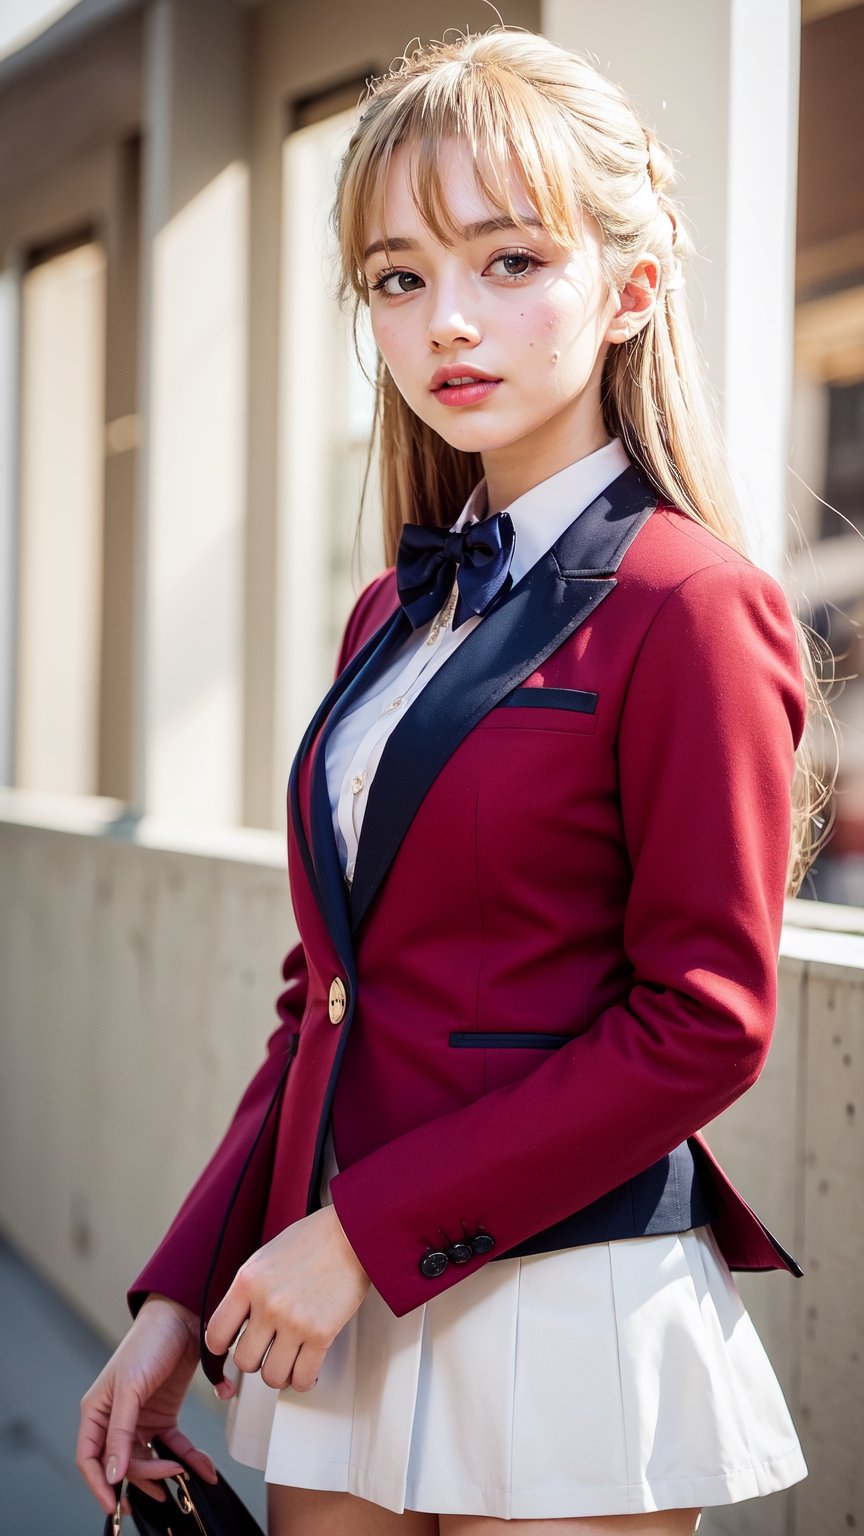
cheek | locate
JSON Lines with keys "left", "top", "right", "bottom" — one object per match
{"left": 516, "top": 295, "right": 592, "bottom": 351}
{"left": 371, "top": 314, "right": 399, "bottom": 361}
{"left": 551, "top": 292, "right": 608, "bottom": 371}
{"left": 497, "top": 303, "right": 561, "bottom": 377}
{"left": 513, "top": 300, "right": 596, "bottom": 381}
{"left": 372, "top": 315, "right": 425, "bottom": 394}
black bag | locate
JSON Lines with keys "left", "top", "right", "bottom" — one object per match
{"left": 104, "top": 1439, "right": 264, "bottom": 1535}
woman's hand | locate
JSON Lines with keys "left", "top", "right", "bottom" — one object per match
{"left": 76, "top": 1294, "right": 219, "bottom": 1516}
{"left": 205, "top": 1205, "right": 371, "bottom": 1395}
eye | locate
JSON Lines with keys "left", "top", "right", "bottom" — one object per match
{"left": 486, "top": 249, "right": 543, "bottom": 281}
{"left": 369, "top": 268, "right": 424, "bottom": 296}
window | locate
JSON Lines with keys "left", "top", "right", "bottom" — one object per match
{"left": 823, "top": 379, "right": 864, "bottom": 537}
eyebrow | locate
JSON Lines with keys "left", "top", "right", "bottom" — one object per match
{"left": 362, "top": 215, "right": 545, "bottom": 264}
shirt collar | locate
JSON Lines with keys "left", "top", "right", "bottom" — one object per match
{"left": 450, "top": 438, "right": 632, "bottom": 586}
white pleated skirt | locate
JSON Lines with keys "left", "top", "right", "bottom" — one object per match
{"left": 225, "top": 1132, "right": 807, "bottom": 1519}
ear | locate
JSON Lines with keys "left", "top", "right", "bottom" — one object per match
{"left": 604, "top": 254, "right": 662, "bottom": 344}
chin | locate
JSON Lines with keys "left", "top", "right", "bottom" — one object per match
{"left": 428, "top": 420, "right": 517, "bottom": 454}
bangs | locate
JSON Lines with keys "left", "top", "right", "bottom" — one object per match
{"left": 340, "top": 57, "right": 592, "bottom": 296}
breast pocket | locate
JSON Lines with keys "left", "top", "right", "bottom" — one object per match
{"left": 482, "top": 686, "right": 599, "bottom": 734}
{"left": 449, "top": 1031, "right": 571, "bottom": 1091}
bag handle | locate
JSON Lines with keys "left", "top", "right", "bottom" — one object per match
{"left": 103, "top": 1436, "right": 205, "bottom": 1533}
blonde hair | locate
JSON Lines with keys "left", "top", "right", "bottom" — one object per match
{"left": 332, "top": 27, "right": 833, "bottom": 896}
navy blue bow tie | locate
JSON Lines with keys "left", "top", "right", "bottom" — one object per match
{"left": 396, "top": 511, "right": 516, "bottom": 631}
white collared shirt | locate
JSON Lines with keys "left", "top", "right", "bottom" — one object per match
{"left": 324, "top": 438, "right": 631, "bottom": 884}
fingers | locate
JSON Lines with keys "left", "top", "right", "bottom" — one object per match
{"left": 157, "top": 1425, "right": 219, "bottom": 1486}
{"left": 204, "top": 1280, "right": 250, "bottom": 1359}
{"left": 76, "top": 1306, "right": 203, "bottom": 1517}
{"left": 127, "top": 1449, "right": 185, "bottom": 1484}
{"left": 258, "top": 1336, "right": 300, "bottom": 1391}
{"left": 285, "top": 1341, "right": 327, "bottom": 1394}
{"left": 257, "top": 1331, "right": 327, "bottom": 1393}
{"left": 76, "top": 1384, "right": 128, "bottom": 1516}
{"left": 230, "top": 1317, "right": 329, "bottom": 1392}
{"left": 77, "top": 1442, "right": 118, "bottom": 1514}
{"left": 223, "top": 1316, "right": 327, "bottom": 1393}
{"left": 102, "top": 1381, "right": 148, "bottom": 1491}
{"left": 125, "top": 1470, "right": 171, "bottom": 1503}
{"left": 123, "top": 1440, "right": 192, "bottom": 1504}
{"left": 231, "top": 1318, "right": 276, "bottom": 1376}
{"left": 212, "top": 1356, "right": 239, "bottom": 1402}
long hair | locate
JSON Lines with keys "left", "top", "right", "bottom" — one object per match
{"left": 331, "top": 27, "right": 833, "bottom": 897}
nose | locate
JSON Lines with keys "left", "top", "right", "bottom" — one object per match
{"left": 425, "top": 277, "right": 481, "bottom": 351}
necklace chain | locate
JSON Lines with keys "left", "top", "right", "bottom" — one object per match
{"left": 426, "top": 578, "right": 459, "bottom": 645}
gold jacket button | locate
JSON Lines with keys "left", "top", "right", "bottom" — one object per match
{"left": 328, "top": 976, "right": 347, "bottom": 1025}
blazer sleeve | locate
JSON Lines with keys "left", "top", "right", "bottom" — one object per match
{"left": 328, "top": 556, "right": 808, "bottom": 1316}
{"left": 126, "top": 571, "right": 397, "bottom": 1319}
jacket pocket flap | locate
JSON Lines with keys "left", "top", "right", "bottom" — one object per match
{"left": 449, "top": 1031, "right": 571, "bottom": 1049}
{"left": 498, "top": 687, "right": 597, "bottom": 714}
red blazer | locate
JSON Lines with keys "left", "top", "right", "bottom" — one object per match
{"left": 130, "top": 467, "right": 807, "bottom": 1342}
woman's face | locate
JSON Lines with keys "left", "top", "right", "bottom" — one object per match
{"left": 362, "top": 137, "right": 621, "bottom": 500}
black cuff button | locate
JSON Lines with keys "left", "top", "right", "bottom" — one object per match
{"left": 470, "top": 1232, "right": 496, "bottom": 1255}
{"left": 446, "top": 1242, "right": 473, "bottom": 1265}
{"left": 419, "top": 1249, "right": 449, "bottom": 1278}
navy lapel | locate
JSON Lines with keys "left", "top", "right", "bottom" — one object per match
{"left": 288, "top": 607, "right": 408, "bottom": 969}
{"left": 348, "top": 465, "right": 658, "bottom": 931}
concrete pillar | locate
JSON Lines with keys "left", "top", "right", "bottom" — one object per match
{"left": 100, "top": 135, "right": 141, "bottom": 804}
{"left": 542, "top": 0, "right": 801, "bottom": 574}
{"left": 0, "top": 259, "right": 21, "bottom": 785}
{"left": 138, "top": 0, "right": 249, "bottom": 822}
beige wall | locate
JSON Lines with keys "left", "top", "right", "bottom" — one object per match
{"left": 0, "top": 0, "right": 544, "bottom": 830}
{"left": 0, "top": 803, "right": 861, "bottom": 1533}
{"left": 0, "top": 795, "right": 294, "bottom": 1342}
{"left": 0, "top": 9, "right": 143, "bottom": 806}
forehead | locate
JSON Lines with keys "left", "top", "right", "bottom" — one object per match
{"left": 363, "top": 136, "right": 541, "bottom": 250}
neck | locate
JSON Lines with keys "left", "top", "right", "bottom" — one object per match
{"left": 482, "top": 416, "right": 612, "bottom": 517}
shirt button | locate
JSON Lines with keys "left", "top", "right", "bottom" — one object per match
{"left": 328, "top": 977, "right": 347, "bottom": 1025}
{"left": 351, "top": 773, "right": 365, "bottom": 795}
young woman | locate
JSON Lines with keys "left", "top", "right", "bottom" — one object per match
{"left": 77, "top": 28, "right": 826, "bottom": 1536}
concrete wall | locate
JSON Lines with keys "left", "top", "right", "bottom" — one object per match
{"left": 701, "top": 910, "right": 864, "bottom": 1535}
{"left": 0, "top": 802, "right": 862, "bottom": 1532}
{"left": 0, "top": 795, "right": 294, "bottom": 1342}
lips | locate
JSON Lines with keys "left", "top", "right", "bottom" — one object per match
{"left": 430, "top": 364, "right": 501, "bottom": 390}
{"left": 429, "top": 364, "right": 503, "bottom": 408}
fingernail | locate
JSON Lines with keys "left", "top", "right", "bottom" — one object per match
{"left": 105, "top": 1455, "right": 118, "bottom": 1484}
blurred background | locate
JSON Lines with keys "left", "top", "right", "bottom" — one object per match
{"left": 0, "top": 2, "right": 861, "bottom": 1533}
